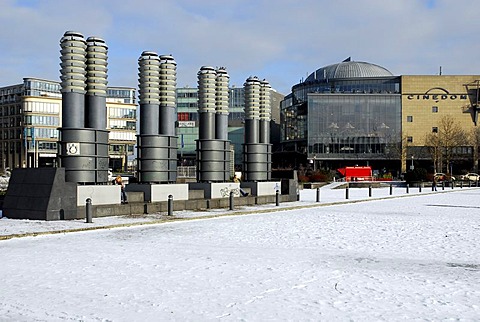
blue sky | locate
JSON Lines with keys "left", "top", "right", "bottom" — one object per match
{"left": 1, "top": 0, "right": 479, "bottom": 94}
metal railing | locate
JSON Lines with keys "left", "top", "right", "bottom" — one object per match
{"left": 177, "top": 166, "right": 196, "bottom": 178}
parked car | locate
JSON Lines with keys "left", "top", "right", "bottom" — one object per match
{"left": 460, "top": 173, "right": 480, "bottom": 181}
{"left": 434, "top": 173, "right": 455, "bottom": 182}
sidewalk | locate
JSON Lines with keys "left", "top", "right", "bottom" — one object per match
{"left": 1, "top": 184, "right": 477, "bottom": 239}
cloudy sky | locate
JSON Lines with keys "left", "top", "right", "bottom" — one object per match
{"left": 1, "top": 0, "right": 479, "bottom": 94}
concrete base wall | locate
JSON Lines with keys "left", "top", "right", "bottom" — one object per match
{"left": 75, "top": 193, "right": 298, "bottom": 219}
{"left": 77, "top": 185, "right": 120, "bottom": 206}
{"left": 126, "top": 183, "right": 189, "bottom": 202}
{"left": 241, "top": 181, "right": 281, "bottom": 196}
{"left": 189, "top": 182, "right": 241, "bottom": 199}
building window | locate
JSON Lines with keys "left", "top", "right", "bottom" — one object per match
{"left": 407, "top": 116, "right": 413, "bottom": 122}
{"left": 432, "top": 127, "right": 438, "bottom": 133}
{"left": 407, "top": 136, "right": 413, "bottom": 143}
{"left": 432, "top": 106, "right": 438, "bottom": 113}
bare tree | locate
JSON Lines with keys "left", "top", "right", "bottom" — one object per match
{"left": 470, "top": 126, "right": 480, "bottom": 172}
{"left": 425, "top": 115, "right": 468, "bottom": 174}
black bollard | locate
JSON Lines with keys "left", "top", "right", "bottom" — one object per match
{"left": 460, "top": 181, "right": 463, "bottom": 189}
{"left": 419, "top": 183, "right": 422, "bottom": 193}
{"left": 229, "top": 191, "right": 234, "bottom": 210}
{"left": 369, "top": 185, "right": 372, "bottom": 197}
{"left": 316, "top": 187, "right": 321, "bottom": 202}
{"left": 345, "top": 184, "right": 349, "bottom": 199}
{"left": 276, "top": 190, "right": 280, "bottom": 206}
{"left": 406, "top": 185, "right": 409, "bottom": 194}
{"left": 389, "top": 184, "right": 393, "bottom": 195}
{"left": 442, "top": 181, "right": 445, "bottom": 190}
{"left": 85, "top": 198, "right": 92, "bottom": 223}
{"left": 451, "top": 181, "right": 454, "bottom": 189}
{"left": 167, "top": 194, "right": 173, "bottom": 216}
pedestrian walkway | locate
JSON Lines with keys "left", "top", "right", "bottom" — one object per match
{"left": 1, "top": 184, "right": 478, "bottom": 240}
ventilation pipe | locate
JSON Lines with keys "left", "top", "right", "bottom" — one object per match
{"left": 242, "top": 76, "right": 272, "bottom": 182}
{"left": 196, "top": 66, "right": 231, "bottom": 182}
{"left": 59, "top": 31, "right": 109, "bottom": 183}
{"left": 137, "top": 51, "right": 177, "bottom": 183}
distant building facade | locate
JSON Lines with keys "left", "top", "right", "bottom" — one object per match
{"left": 280, "top": 59, "right": 480, "bottom": 176}
{"left": 0, "top": 78, "right": 136, "bottom": 172}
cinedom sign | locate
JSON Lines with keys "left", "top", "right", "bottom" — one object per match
{"left": 406, "top": 87, "right": 468, "bottom": 101}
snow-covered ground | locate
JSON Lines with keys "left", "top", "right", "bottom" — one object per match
{"left": 1, "top": 185, "right": 479, "bottom": 320}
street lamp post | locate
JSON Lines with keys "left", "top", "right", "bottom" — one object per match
{"left": 410, "top": 155, "right": 414, "bottom": 171}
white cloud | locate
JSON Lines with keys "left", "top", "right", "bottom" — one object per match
{"left": 1, "top": 0, "right": 479, "bottom": 93}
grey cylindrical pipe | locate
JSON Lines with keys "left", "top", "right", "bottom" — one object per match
{"left": 215, "top": 67, "right": 229, "bottom": 140}
{"left": 197, "top": 66, "right": 216, "bottom": 140}
{"left": 259, "top": 79, "right": 271, "bottom": 144}
{"left": 138, "top": 51, "right": 160, "bottom": 135}
{"left": 85, "top": 36, "right": 108, "bottom": 129}
{"left": 60, "top": 31, "right": 87, "bottom": 128}
{"left": 159, "top": 55, "right": 176, "bottom": 136}
{"left": 244, "top": 76, "right": 261, "bottom": 143}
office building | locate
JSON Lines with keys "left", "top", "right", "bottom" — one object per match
{"left": 0, "top": 78, "right": 136, "bottom": 173}
{"left": 280, "top": 59, "right": 480, "bottom": 176}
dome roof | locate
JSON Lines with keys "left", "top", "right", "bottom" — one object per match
{"left": 305, "top": 59, "right": 393, "bottom": 82}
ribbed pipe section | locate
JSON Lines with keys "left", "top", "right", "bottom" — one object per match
{"left": 159, "top": 55, "right": 176, "bottom": 136}
{"left": 60, "top": 31, "right": 86, "bottom": 128}
{"left": 243, "top": 143, "right": 271, "bottom": 182}
{"left": 244, "top": 76, "right": 261, "bottom": 144}
{"left": 85, "top": 36, "right": 108, "bottom": 129}
{"left": 138, "top": 51, "right": 160, "bottom": 135}
{"left": 259, "top": 79, "right": 271, "bottom": 144}
{"left": 197, "top": 66, "right": 216, "bottom": 140}
{"left": 215, "top": 67, "right": 229, "bottom": 140}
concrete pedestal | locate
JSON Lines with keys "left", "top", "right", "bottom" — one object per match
{"left": 189, "top": 182, "right": 241, "bottom": 199}
{"left": 77, "top": 185, "right": 120, "bottom": 206}
{"left": 241, "top": 181, "right": 281, "bottom": 196}
{"left": 126, "top": 183, "right": 189, "bottom": 202}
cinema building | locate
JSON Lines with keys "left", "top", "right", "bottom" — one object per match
{"left": 279, "top": 59, "right": 480, "bottom": 176}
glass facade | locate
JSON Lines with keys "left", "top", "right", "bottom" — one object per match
{"left": 280, "top": 61, "right": 402, "bottom": 170}
{"left": 23, "top": 79, "right": 61, "bottom": 98}
{"left": 307, "top": 94, "right": 401, "bottom": 159}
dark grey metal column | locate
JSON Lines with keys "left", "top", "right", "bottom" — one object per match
{"left": 85, "top": 36, "right": 109, "bottom": 183}
{"left": 259, "top": 80, "right": 271, "bottom": 144}
{"left": 138, "top": 51, "right": 160, "bottom": 135}
{"left": 259, "top": 79, "right": 272, "bottom": 179}
{"left": 215, "top": 67, "right": 229, "bottom": 140}
{"left": 244, "top": 76, "right": 260, "bottom": 144}
{"left": 196, "top": 66, "right": 231, "bottom": 182}
{"left": 158, "top": 54, "right": 177, "bottom": 182}
{"left": 197, "top": 66, "right": 216, "bottom": 140}
{"left": 60, "top": 31, "right": 86, "bottom": 129}
{"left": 159, "top": 55, "right": 176, "bottom": 136}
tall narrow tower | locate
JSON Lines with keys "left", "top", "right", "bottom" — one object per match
{"left": 196, "top": 66, "right": 231, "bottom": 182}
{"left": 59, "top": 31, "right": 109, "bottom": 183}
{"left": 137, "top": 51, "right": 177, "bottom": 183}
{"left": 243, "top": 77, "right": 272, "bottom": 181}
